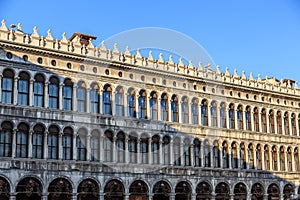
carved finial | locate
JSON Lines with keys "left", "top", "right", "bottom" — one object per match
{"left": 216, "top": 65, "right": 221, "bottom": 74}
{"left": 234, "top": 69, "right": 238, "bottom": 77}
{"left": 205, "top": 63, "right": 211, "bottom": 70}
{"left": 113, "top": 43, "right": 118, "bottom": 52}
{"left": 136, "top": 49, "right": 141, "bottom": 58}
{"left": 88, "top": 38, "right": 94, "bottom": 48}
{"left": 125, "top": 46, "right": 130, "bottom": 55}
{"left": 0, "top": 19, "right": 8, "bottom": 31}
{"left": 61, "top": 32, "right": 68, "bottom": 42}
{"left": 198, "top": 62, "right": 203, "bottom": 70}
{"left": 249, "top": 72, "right": 254, "bottom": 80}
{"left": 159, "top": 53, "right": 164, "bottom": 62}
{"left": 179, "top": 57, "right": 184, "bottom": 66}
{"left": 32, "top": 26, "right": 39, "bottom": 37}
{"left": 295, "top": 81, "right": 298, "bottom": 89}
{"left": 242, "top": 71, "right": 246, "bottom": 79}
{"left": 101, "top": 41, "right": 106, "bottom": 50}
{"left": 169, "top": 55, "right": 174, "bottom": 64}
{"left": 148, "top": 51, "right": 153, "bottom": 60}
{"left": 17, "top": 23, "right": 22, "bottom": 31}
{"left": 188, "top": 60, "right": 193, "bottom": 68}
{"left": 225, "top": 67, "right": 230, "bottom": 75}
{"left": 46, "top": 29, "right": 53, "bottom": 40}
{"left": 257, "top": 74, "right": 261, "bottom": 81}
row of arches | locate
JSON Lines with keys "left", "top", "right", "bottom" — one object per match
{"left": 1, "top": 68, "right": 300, "bottom": 136}
{"left": 1, "top": 120, "right": 299, "bottom": 172}
{"left": 0, "top": 176, "right": 297, "bottom": 200}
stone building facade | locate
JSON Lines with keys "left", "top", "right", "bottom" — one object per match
{"left": 0, "top": 20, "right": 299, "bottom": 200}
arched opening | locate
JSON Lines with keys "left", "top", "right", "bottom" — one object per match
{"left": 140, "top": 134, "right": 149, "bottom": 164}
{"left": 191, "top": 98, "right": 199, "bottom": 124}
{"left": 2, "top": 68, "right": 14, "bottom": 104}
{"left": 267, "top": 183, "right": 280, "bottom": 200}
{"left": 18, "top": 71, "right": 30, "bottom": 106}
{"left": 33, "top": 73, "right": 45, "bottom": 107}
{"left": 150, "top": 91, "right": 158, "bottom": 120}
{"left": 0, "top": 121, "right": 13, "bottom": 157}
{"left": 116, "top": 132, "right": 125, "bottom": 163}
{"left": 48, "top": 125, "right": 59, "bottom": 159}
{"left": 220, "top": 102, "right": 227, "bottom": 128}
{"left": 129, "top": 180, "right": 149, "bottom": 200}
{"left": 0, "top": 177, "right": 10, "bottom": 200}
{"left": 215, "top": 182, "right": 230, "bottom": 200}
{"left": 48, "top": 178, "right": 72, "bottom": 200}
{"left": 16, "top": 123, "right": 29, "bottom": 158}
{"left": 128, "top": 88, "right": 136, "bottom": 118}
{"left": 115, "top": 86, "right": 124, "bottom": 116}
{"left": 245, "top": 106, "right": 251, "bottom": 130}
{"left": 210, "top": 101, "right": 217, "bottom": 127}
{"left": 48, "top": 76, "right": 59, "bottom": 109}
{"left": 162, "top": 135, "right": 170, "bottom": 165}
{"left": 283, "top": 184, "right": 294, "bottom": 200}
{"left": 213, "top": 141, "right": 220, "bottom": 168}
{"left": 104, "top": 131, "right": 113, "bottom": 162}
{"left": 77, "top": 179, "right": 99, "bottom": 200}
{"left": 63, "top": 78, "right": 73, "bottom": 111}
{"left": 240, "top": 143, "right": 246, "bottom": 169}
{"left": 193, "top": 139, "right": 201, "bottom": 167}
{"left": 128, "top": 134, "right": 138, "bottom": 163}
{"left": 171, "top": 94, "right": 179, "bottom": 122}
{"left": 152, "top": 135, "right": 160, "bottom": 164}
{"left": 261, "top": 108, "right": 267, "bottom": 132}
{"left": 276, "top": 111, "right": 282, "bottom": 134}
{"left": 103, "top": 84, "right": 112, "bottom": 115}
{"left": 253, "top": 107, "right": 259, "bottom": 132}
{"left": 175, "top": 181, "right": 192, "bottom": 200}
{"left": 104, "top": 180, "right": 124, "bottom": 200}
{"left": 181, "top": 96, "right": 189, "bottom": 124}
{"left": 269, "top": 110, "right": 275, "bottom": 133}
{"left": 16, "top": 177, "right": 42, "bottom": 200}
{"left": 228, "top": 103, "right": 235, "bottom": 129}
{"left": 32, "top": 124, "right": 44, "bottom": 159}
{"left": 153, "top": 181, "right": 171, "bottom": 200}
{"left": 90, "top": 83, "right": 100, "bottom": 114}
{"left": 231, "top": 142, "right": 238, "bottom": 169}
{"left": 251, "top": 183, "right": 264, "bottom": 200}
{"left": 201, "top": 99, "right": 208, "bottom": 126}
{"left": 77, "top": 81, "right": 87, "bottom": 112}
{"left": 237, "top": 105, "right": 243, "bottom": 130}
{"left": 161, "top": 93, "right": 168, "bottom": 121}
{"left": 138, "top": 89, "right": 147, "bottom": 119}
{"left": 196, "top": 181, "right": 212, "bottom": 200}
{"left": 234, "top": 182, "right": 247, "bottom": 200}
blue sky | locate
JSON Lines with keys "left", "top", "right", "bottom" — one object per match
{"left": 1, "top": 0, "right": 300, "bottom": 81}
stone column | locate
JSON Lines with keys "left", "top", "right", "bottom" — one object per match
{"left": 0, "top": 75, "right": 2, "bottom": 103}
{"left": 284, "top": 149, "right": 288, "bottom": 171}
{"left": 216, "top": 105, "right": 220, "bottom": 127}
{"left": 228, "top": 147, "right": 232, "bottom": 169}
{"left": 236, "top": 145, "right": 241, "bottom": 168}
{"left": 258, "top": 108, "right": 262, "bottom": 132}
{"left": 59, "top": 83, "right": 64, "bottom": 110}
{"left": 200, "top": 142, "right": 204, "bottom": 167}
{"left": 191, "top": 193, "right": 196, "bottom": 200}
{"left": 230, "top": 193, "right": 234, "bottom": 200}
{"left": 44, "top": 82, "right": 49, "bottom": 108}
{"left": 111, "top": 90, "right": 115, "bottom": 116}
{"left": 253, "top": 149, "right": 257, "bottom": 170}
{"left": 99, "top": 89, "right": 103, "bottom": 114}
{"left": 250, "top": 111, "right": 255, "bottom": 131}
{"left": 125, "top": 136, "right": 129, "bottom": 163}
{"left": 41, "top": 194, "right": 48, "bottom": 200}
{"left": 289, "top": 114, "right": 293, "bottom": 136}
{"left": 178, "top": 100, "right": 182, "bottom": 123}
{"left": 124, "top": 92, "right": 128, "bottom": 117}
{"left": 198, "top": 102, "right": 201, "bottom": 125}
{"left": 266, "top": 109, "right": 270, "bottom": 133}
{"left": 170, "top": 193, "right": 175, "bottom": 200}
{"left": 72, "top": 85, "right": 77, "bottom": 112}
{"left": 86, "top": 88, "right": 90, "bottom": 113}
{"left": 9, "top": 193, "right": 16, "bottom": 200}
{"left": 291, "top": 149, "right": 295, "bottom": 172}
{"left": 243, "top": 110, "right": 247, "bottom": 131}
{"left": 207, "top": 104, "right": 211, "bottom": 127}
{"left": 112, "top": 136, "right": 117, "bottom": 162}
{"left": 210, "top": 146, "right": 214, "bottom": 167}
{"left": 148, "top": 138, "right": 152, "bottom": 164}
{"left": 268, "top": 148, "right": 272, "bottom": 171}
{"left": 13, "top": 77, "right": 18, "bottom": 105}
{"left": 11, "top": 129, "right": 17, "bottom": 158}
{"left": 190, "top": 144, "right": 194, "bottom": 167}
{"left": 29, "top": 78, "right": 34, "bottom": 106}
{"left": 157, "top": 97, "right": 161, "bottom": 121}
{"left": 28, "top": 130, "right": 33, "bottom": 158}
{"left": 296, "top": 116, "right": 299, "bottom": 137}
{"left": 168, "top": 99, "right": 172, "bottom": 122}
{"left": 137, "top": 138, "right": 141, "bottom": 164}
{"left": 274, "top": 111, "right": 278, "bottom": 134}
{"left": 276, "top": 150, "right": 280, "bottom": 171}
{"left": 159, "top": 139, "right": 163, "bottom": 165}
{"left": 73, "top": 134, "right": 77, "bottom": 160}
{"left": 189, "top": 102, "right": 193, "bottom": 124}
{"left": 180, "top": 141, "right": 184, "bottom": 166}
{"left": 44, "top": 131, "right": 48, "bottom": 159}
{"left": 99, "top": 136, "right": 104, "bottom": 162}
{"left": 281, "top": 115, "right": 285, "bottom": 135}
{"left": 263, "top": 194, "right": 268, "bottom": 200}
{"left": 86, "top": 134, "right": 91, "bottom": 161}
{"left": 135, "top": 93, "right": 139, "bottom": 119}
{"left": 226, "top": 107, "right": 230, "bottom": 129}
{"left": 169, "top": 141, "right": 174, "bottom": 165}
{"left": 234, "top": 109, "right": 238, "bottom": 130}
{"left": 219, "top": 145, "right": 223, "bottom": 168}
{"left": 58, "top": 132, "right": 63, "bottom": 160}
{"left": 146, "top": 93, "right": 150, "bottom": 119}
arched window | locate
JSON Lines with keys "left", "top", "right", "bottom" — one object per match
{"left": 280, "top": 146, "right": 285, "bottom": 171}
{"left": 116, "top": 132, "right": 125, "bottom": 163}
{"left": 16, "top": 177, "right": 42, "bottom": 200}
{"left": 48, "top": 178, "right": 72, "bottom": 200}
{"left": 251, "top": 183, "right": 264, "bottom": 200}
{"left": 211, "top": 101, "right": 217, "bottom": 127}
{"left": 222, "top": 141, "right": 229, "bottom": 168}
{"left": 269, "top": 110, "right": 275, "bottom": 133}
{"left": 48, "top": 125, "right": 59, "bottom": 159}
{"left": 231, "top": 142, "right": 238, "bottom": 169}
{"left": 196, "top": 182, "right": 212, "bottom": 199}
{"left": 237, "top": 105, "right": 243, "bottom": 130}
{"left": 272, "top": 146, "right": 278, "bottom": 171}
{"left": 283, "top": 184, "right": 294, "bottom": 200}
{"left": 17, "top": 72, "right": 30, "bottom": 105}
{"left": 16, "top": 123, "right": 28, "bottom": 158}
{"left": 33, "top": 74, "right": 44, "bottom": 107}
{"left": 261, "top": 108, "right": 267, "bottom": 132}
{"left": 284, "top": 112, "right": 289, "bottom": 135}
{"left": 264, "top": 145, "right": 270, "bottom": 170}
{"left": 90, "top": 130, "right": 99, "bottom": 161}
{"left": 194, "top": 139, "right": 201, "bottom": 167}
{"left": 150, "top": 91, "right": 158, "bottom": 120}
{"left": 229, "top": 103, "right": 235, "bottom": 129}
{"left": 77, "top": 179, "right": 100, "bottom": 200}
{"left": 140, "top": 135, "right": 149, "bottom": 164}
{"left": 287, "top": 147, "right": 293, "bottom": 171}
{"left": 295, "top": 148, "right": 299, "bottom": 172}
{"left": 62, "top": 127, "right": 73, "bottom": 160}
{"left": 0, "top": 121, "right": 13, "bottom": 157}
{"left": 220, "top": 102, "right": 226, "bottom": 128}
{"left": 77, "top": 128, "right": 87, "bottom": 161}
{"left": 245, "top": 106, "right": 251, "bottom": 130}
{"left": 234, "top": 182, "right": 247, "bottom": 200}
{"left": 253, "top": 107, "right": 259, "bottom": 132}
{"left": 48, "top": 76, "right": 59, "bottom": 109}
{"left": 138, "top": 90, "right": 147, "bottom": 119}
{"left": 213, "top": 141, "right": 220, "bottom": 168}
{"left": 129, "top": 180, "right": 149, "bottom": 200}
{"left": 162, "top": 135, "right": 170, "bottom": 165}
{"left": 63, "top": 78, "right": 73, "bottom": 110}
{"left": 277, "top": 111, "right": 282, "bottom": 134}
{"left": 115, "top": 86, "right": 124, "bottom": 116}
{"left": 183, "top": 138, "right": 191, "bottom": 166}
{"left": 201, "top": 99, "right": 208, "bottom": 126}
{"left": 173, "top": 137, "right": 181, "bottom": 166}
{"left": 256, "top": 144, "right": 262, "bottom": 170}
{"left": 77, "top": 81, "right": 86, "bottom": 112}
{"left": 0, "top": 176, "right": 10, "bottom": 200}
{"left": 128, "top": 134, "right": 137, "bottom": 163}
{"left": 90, "top": 83, "right": 99, "bottom": 114}
{"left": 267, "top": 184, "right": 280, "bottom": 200}
{"left": 2, "top": 69, "right": 14, "bottom": 104}
{"left": 204, "top": 140, "right": 210, "bottom": 167}
{"left": 151, "top": 135, "right": 159, "bottom": 164}
{"left": 215, "top": 182, "right": 230, "bottom": 200}
{"left": 128, "top": 88, "right": 136, "bottom": 117}
{"left": 103, "top": 84, "right": 112, "bottom": 115}
{"left": 240, "top": 143, "right": 246, "bottom": 169}
{"left": 248, "top": 143, "right": 254, "bottom": 169}
{"left": 191, "top": 98, "right": 199, "bottom": 124}
{"left": 291, "top": 113, "right": 297, "bottom": 136}
{"left": 104, "top": 131, "right": 113, "bottom": 162}
{"left": 161, "top": 93, "right": 168, "bottom": 121}
{"left": 153, "top": 181, "right": 171, "bottom": 200}
{"left": 171, "top": 95, "right": 179, "bottom": 122}
{"left": 32, "top": 124, "right": 44, "bottom": 159}
{"left": 175, "top": 181, "right": 192, "bottom": 200}
{"left": 181, "top": 96, "right": 189, "bottom": 123}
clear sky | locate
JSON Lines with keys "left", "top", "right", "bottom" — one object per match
{"left": 1, "top": 0, "right": 300, "bottom": 82}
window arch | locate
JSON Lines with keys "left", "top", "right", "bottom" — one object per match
{"left": 2, "top": 69, "right": 14, "bottom": 104}
{"left": 103, "top": 84, "right": 112, "bottom": 115}
{"left": 90, "top": 83, "right": 100, "bottom": 114}
{"left": 272, "top": 146, "right": 278, "bottom": 171}
{"left": 63, "top": 78, "right": 73, "bottom": 110}
{"left": 183, "top": 138, "right": 191, "bottom": 166}
{"left": 116, "top": 132, "right": 125, "bottom": 163}
{"left": 161, "top": 93, "right": 168, "bottom": 121}
{"left": 32, "top": 124, "right": 44, "bottom": 159}
{"left": 0, "top": 121, "right": 13, "bottom": 157}
{"left": 128, "top": 88, "right": 136, "bottom": 117}
{"left": 150, "top": 91, "right": 158, "bottom": 120}
{"left": 129, "top": 180, "right": 149, "bottom": 200}
{"left": 16, "top": 123, "right": 29, "bottom": 158}
{"left": 264, "top": 145, "right": 270, "bottom": 170}
{"left": 253, "top": 107, "right": 259, "bottom": 132}
{"left": 251, "top": 183, "right": 264, "bottom": 200}
{"left": 267, "top": 183, "right": 280, "bottom": 200}
{"left": 287, "top": 147, "right": 293, "bottom": 171}
{"left": 191, "top": 98, "right": 199, "bottom": 124}
{"left": 77, "top": 179, "right": 100, "bottom": 200}
{"left": 175, "top": 181, "right": 192, "bottom": 200}
{"left": 17, "top": 71, "right": 30, "bottom": 105}
{"left": 211, "top": 101, "right": 217, "bottom": 127}
{"left": 294, "top": 147, "right": 299, "bottom": 172}
{"left": 196, "top": 181, "right": 212, "bottom": 199}
{"left": 193, "top": 139, "right": 201, "bottom": 167}
{"left": 231, "top": 142, "right": 238, "bottom": 169}
{"left": 283, "top": 184, "right": 294, "bottom": 200}
{"left": 229, "top": 103, "right": 235, "bottom": 129}
{"left": 138, "top": 89, "right": 147, "bottom": 119}
{"left": 90, "top": 130, "right": 100, "bottom": 161}
{"left": 234, "top": 182, "right": 247, "bottom": 200}
{"left": 240, "top": 143, "right": 246, "bottom": 169}
{"left": 181, "top": 96, "right": 189, "bottom": 123}
{"left": 245, "top": 106, "right": 251, "bottom": 130}
{"left": 0, "top": 176, "right": 10, "bottom": 200}
{"left": 33, "top": 74, "right": 44, "bottom": 107}
{"left": 256, "top": 144, "right": 262, "bottom": 170}
{"left": 279, "top": 146, "right": 285, "bottom": 171}
{"left": 237, "top": 105, "right": 243, "bottom": 130}
{"left": 222, "top": 141, "right": 229, "bottom": 168}
{"left": 128, "top": 134, "right": 137, "bottom": 163}
{"left": 104, "top": 131, "right": 113, "bottom": 162}
{"left": 215, "top": 182, "right": 230, "bottom": 200}
{"left": 269, "top": 110, "right": 275, "bottom": 133}
{"left": 213, "top": 141, "right": 220, "bottom": 168}
{"left": 48, "top": 178, "right": 72, "bottom": 200}
{"left": 203, "top": 140, "right": 210, "bottom": 167}
{"left": 284, "top": 112, "right": 289, "bottom": 135}
{"left": 173, "top": 137, "right": 181, "bottom": 166}
{"left": 77, "top": 81, "right": 86, "bottom": 112}
{"left": 171, "top": 94, "right": 179, "bottom": 122}
{"left": 115, "top": 86, "right": 124, "bottom": 116}
{"left": 248, "top": 143, "right": 254, "bottom": 169}
{"left": 162, "top": 135, "right": 170, "bottom": 165}
{"left": 77, "top": 128, "right": 87, "bottom": 161}
{"left": 48, "top": 125, "right": 59, "bottom": 159}
{"left": 291, "top": 113, "right": 297, "bottom": 136}
{"left": 261, "top": 108, "right": 267, "bottom": 132}
{"left": 201, "top": 99, "right": 208, "bottom": 126}
{"left": 48, "top": 76, "right": 59, "bottom": 109}
{"left": 104, "top": 180, "right": 125, "bottom": 200}
{"left": 62, "top": 127, "right": 73, "bottom": 160}
{"left": 220, "top": 102, "right": 226, "bottom": 128}
{"left": 140, "top": 134, "right": 149, "bottom": 164}
{"left": 277, "top": 111, "right": 282, "bottom": 134}
{"left": 151, "top": 135, "right": 160, "bottom": 164}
